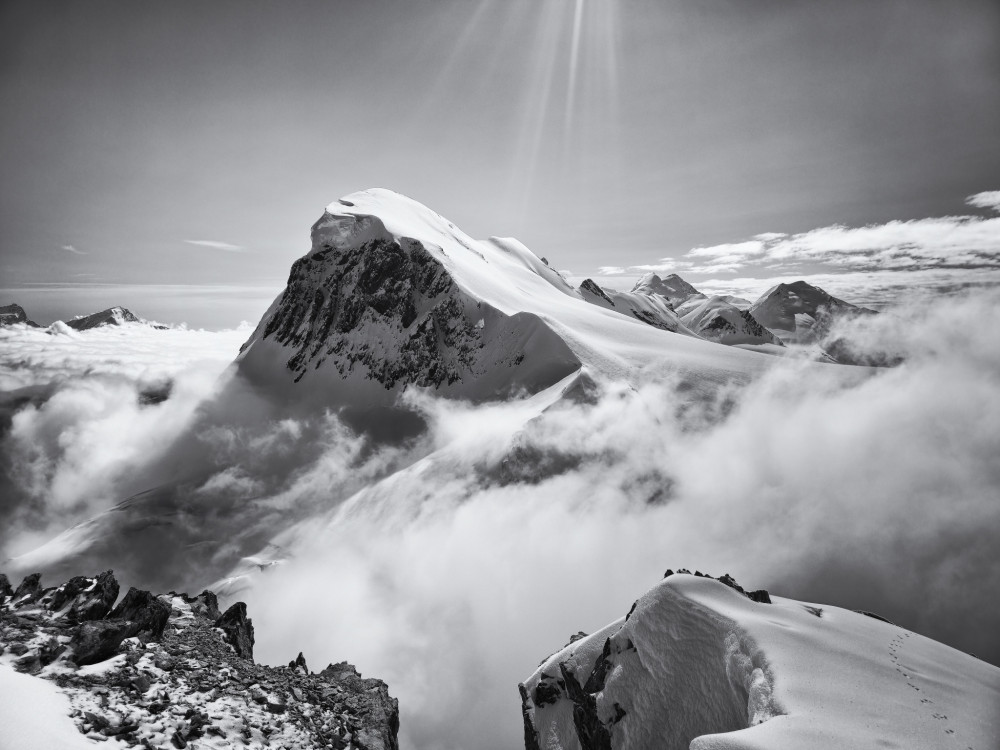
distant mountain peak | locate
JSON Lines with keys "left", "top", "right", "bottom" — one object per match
{"left": 630, "top": 273, "right": 701, "bottom": 304}
{"left": 0, "top": 302, "right": 41, "bottom": 327}
{"left": 750, "top": 280, "right": 873, "bottom": 343}
{"left": 66, "top": 306, "right": 141, "bottom": 331}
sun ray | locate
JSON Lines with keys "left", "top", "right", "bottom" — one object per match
{"left": 564, "top": 0, "right": 586, "bottom": 136}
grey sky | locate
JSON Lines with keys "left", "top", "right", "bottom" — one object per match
{"left": 2, "top": 0, "right": 999, "bottom": 327}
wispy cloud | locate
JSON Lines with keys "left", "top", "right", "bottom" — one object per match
{"left": 61, "top": 244, "right": 86, "bottom": 255}
{"left": 602, "top": 191, "right": 1000, "bottom": 281}
{"left": 183, "top": 239, "right": 246, "bottom": 252}
{"left": 967, "top": 190, "right": 1000, "bottom": 212}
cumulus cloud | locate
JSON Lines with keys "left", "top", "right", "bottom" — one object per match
{"left": 966, "top": 190, "right": 1000, "bottom": 212}
{"left": 598, "top": 192, "right": 1000, "bottom": 292}
{"left": 183, "top": 239, "right": 246, "bottom": 252}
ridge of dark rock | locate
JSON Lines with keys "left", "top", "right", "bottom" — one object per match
{"left": 0, "top": 303, "right": 41, "bottom": 327}
{"left": 0, "top": 570, "right": 400, "bottom": 749}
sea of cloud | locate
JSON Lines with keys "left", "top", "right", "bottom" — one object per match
{"left": 1, "top": 290, "right": 999, "bottom": 750}
{"left": 0, "top": 323, "right": 250, "bottom": 556}
{"left": 247, "top": 289, "right": 998, "bottom": 749}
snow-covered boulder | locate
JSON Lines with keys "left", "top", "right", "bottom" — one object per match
{"left": 520, "top": 570, "right": 1000, "bottom": 750}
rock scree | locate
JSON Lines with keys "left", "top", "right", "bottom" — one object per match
{"left": 0, "top": 569, "right": 400, "bottom": 749}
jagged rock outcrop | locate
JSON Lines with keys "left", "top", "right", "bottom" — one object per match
{"left": 236, "top": 194, "right": 582, "bottom": 412}
{"left": 48, "top": 569, "right": 120, "bottom": 622}
{"left": 65, "top": 305, "right": 141, "bottom": 330}
{"left": 216, "top": 601, "right": 256, "bottom": 661}
{"left": 0, "top": 570, "right": 400, "bottom": 749}
{"left": 0, "top": 303, "right": 40, "bottom": 327}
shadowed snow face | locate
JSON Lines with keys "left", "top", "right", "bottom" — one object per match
{"left": 2, "top": 291, "right": 999, "bottom": 750}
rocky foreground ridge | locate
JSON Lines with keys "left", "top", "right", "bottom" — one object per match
{"left": 0, "top": 571, "right": 399, "bottom": 750}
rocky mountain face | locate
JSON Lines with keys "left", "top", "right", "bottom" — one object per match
{"left": 66, "top": 306, "right": 142, "bottom": 331}
{"left": 0, "top": 570, "right": 399, "bottom": 750}
{"left": 0, "top": 303, "right": 40, "bottom": 327}
{"left": 236, "top": 202, "right": 581, "bottom": 410}
{"left": 748, "top": 281, "right": 875, "bottom": 343}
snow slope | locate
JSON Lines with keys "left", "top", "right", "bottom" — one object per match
{"left": 630, "top": 273, "right": 702, "bottom": 307}
{"left": 578, "top": 279, "right": 697, "bottom": 337}
{"left": 521, "top": 573, "right": 1000, "bottom": 750}
{"left": 235, "top": 189, "right": 775, "bottom": 411}
{"left": 0, "top": 664, "right": 105, "bottom": 750}
{"left": 677, "top": 296, "right": 781, "bottom": 347}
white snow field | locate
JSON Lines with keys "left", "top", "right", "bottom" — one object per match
{"left": 235, "top": 189, "right": 779, "bottom": 412}
{"left": 522, "top": 574, "right": 1000, "bottom": 750}
{"left": 0, "top": 664, "right": 103, "bottom": 750}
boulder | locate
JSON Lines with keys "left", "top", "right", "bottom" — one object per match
{"left": 108, "top": 588, "right": 171, "bottom": 639}
{"left": 71, "top": 620, "right": 137, "bottom": 665}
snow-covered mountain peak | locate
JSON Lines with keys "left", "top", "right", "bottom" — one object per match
{"left": 749, "top": 280, "right": 872, "bottom": 343}
{"left": 66, "top": 306, "right": 141, "bottom": 331}
{"left": 235, "top": 189, "right": 773, "bottom": 418}
{"left": 630, "top": 272, "right": 701, "bottom": 305}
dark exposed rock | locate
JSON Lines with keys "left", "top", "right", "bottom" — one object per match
{"left": 319, "top": 662, "right": 400, "bottom": 750}
{"left": 0, "top": 303, "right": 40, "bottom": 327}
{"left": 519, "top": 683, "right": 543, "bottom": 750}
{"left": 579, "top": 279, "right": 615, "bottom": 307}
{"left": 532, "top": 674, "right": 562, "bottom": 707}
{"left": 65, "top": 306, "right": 140, "bottom": 331}
{"left": 288, "top": 651, "right": 308, "bottom": 673}
{"left": 0, "top": 570, "right": 400, "bottom": 749}
{"left": 0, "top": 572, "right": 12, "bottom": 607}
{"left": 559, "top": 662, "right": 612, "bottom": 750}
{"left": 582, "top": 639, "right": 614, "bottom": 694}
{"left": 109, "top": 587, "right": 171, "bottom": 639}
{"left": 856, "top": 610, "right": 895, "bottom": 625}
{"left": 215, "top": 602, "right": 255, "bottom": 662}
{"left": 48, "top": 570, "right": 120, "bottom": 622}
{"left": 663, "top": 569, "right": 772, "bottom": 605}
{"left": 13, "top": 572, "right": 43, "bottom": 603}
{"left": 71, "top": 619, "right": 137, "bottom": 665}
